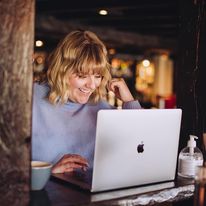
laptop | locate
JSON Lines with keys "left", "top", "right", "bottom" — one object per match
{"left": 52, "top": 109, "right": 182, "bottom": 193}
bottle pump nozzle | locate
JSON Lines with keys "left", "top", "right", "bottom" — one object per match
{"left": 188, "top": 135, "right": 198, "bottom": 155}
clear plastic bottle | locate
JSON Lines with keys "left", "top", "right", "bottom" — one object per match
{"left": 178, "top": 135, "right": 204, "bottom": 178}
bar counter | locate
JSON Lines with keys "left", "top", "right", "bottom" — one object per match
{"left": 30, "top": 176, "right": 195, "bottom": 206}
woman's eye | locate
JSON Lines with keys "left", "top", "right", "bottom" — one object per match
{"left": 78, "top": 74, "right": 87, "bottom": 78}
{"left": 95, "top": 75, "right": 102, "bottom": 78}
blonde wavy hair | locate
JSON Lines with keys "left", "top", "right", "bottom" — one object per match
{"left": 46, "top": 30, "right": 112, "bottom": 104}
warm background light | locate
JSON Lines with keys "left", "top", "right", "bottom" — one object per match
{"left": 142, "top": 59, "right": 150, "bottom": 67}
{"left": 99, "top": 10, "right": 108, "bottom": 15}
{"left": 35, "top": 40, "right": 43, "bottom": 47}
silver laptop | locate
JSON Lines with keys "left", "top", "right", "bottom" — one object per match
{"left": 52, "top": 109, "right": 182, "bottom": 193}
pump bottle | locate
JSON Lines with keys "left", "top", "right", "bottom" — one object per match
{"left": 178, "top": 135, "right": 203, "bottom": 178}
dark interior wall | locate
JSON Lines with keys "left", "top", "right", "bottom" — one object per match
{"left": 177, "top": 0, "right": 206, "bottom": 155}
{"left": 197, "top": 0, "right": 206, "bottom": 135}
{"left": 0, "top": 0, "right": 34, "bottom": 205}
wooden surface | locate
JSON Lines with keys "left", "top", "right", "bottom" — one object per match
{"left": 30, "top": 177, "right": 194, "bottom": 206}
{"left": 0, "top": 0, "right": 34, "bottom": 205}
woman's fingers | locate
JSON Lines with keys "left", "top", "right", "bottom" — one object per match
{"left": 107, "top": 78, "right": 123, "bottom": 92}
{"left": 107, "top": 78, "right": 123, "bottom": 99}
{"left": 52, "top": 162, "right": 86, "bottom": 173}
{"left": 52, "top": 154, "right": 89, "bottom": 174}
{"left": 108, "top": 78, "right": 134, "bottom": 102}
{"left": 61, "top": 154, "right": 89, "bottom": 166}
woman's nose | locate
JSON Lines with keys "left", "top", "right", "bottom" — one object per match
{"left": 86, "top": 76, "right": 96, "bottom": 89}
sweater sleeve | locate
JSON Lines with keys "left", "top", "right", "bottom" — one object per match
{"left": 122, "top": 100, "right": 142, "bottom": 109}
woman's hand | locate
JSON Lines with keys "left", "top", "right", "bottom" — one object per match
{"left": 52, "top": 154, "right": 89, "bottom": 174}
{"left": 107, "top": 78, "right": 134, "bottom": 102}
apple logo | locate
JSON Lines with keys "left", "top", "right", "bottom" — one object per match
{"left": 137, "top": 142, "right": 144, "bottom": 153}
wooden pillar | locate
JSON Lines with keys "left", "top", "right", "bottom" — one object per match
{"left": 177, "top": 0, "right": 206, "bottom": 154}
{"left": 0, "top": 0, "right": 34, "bottom": 205}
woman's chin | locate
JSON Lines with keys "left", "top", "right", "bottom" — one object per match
{"left": 76, "top": 97, "right": 90, "bottom": 104}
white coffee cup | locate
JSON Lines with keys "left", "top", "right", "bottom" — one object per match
{"left": 31, "top": 161, "right": 52, "bottom": 190}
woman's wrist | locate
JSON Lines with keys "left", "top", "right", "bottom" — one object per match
{"left": 121, "top": 94, "right": 134, "bottom": 103}
{"left": 122, "top": 100, "right": 142, "bottom": 109}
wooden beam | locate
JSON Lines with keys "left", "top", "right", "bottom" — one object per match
{"left": 177, "top": 0, "right": 206, "bottom": 155}
{"left": 0, "top": 0, "right": 34, "bottom": 205}
{"left": 35, "top": 15, "right": 177, "bottom": 53}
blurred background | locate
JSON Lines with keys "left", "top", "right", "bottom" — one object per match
{"left": 34, "top": 0, "right": 179, "bottom": 109}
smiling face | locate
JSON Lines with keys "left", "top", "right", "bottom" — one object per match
{"left": 47, "top": 30, "right": 112, "bottom": 105}
{"left": 68, "top": 73, "right": 102, "bottom": 104}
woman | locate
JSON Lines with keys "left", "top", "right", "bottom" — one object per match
{"left": 32, "top": 30, "right": 141, "bottom": 174}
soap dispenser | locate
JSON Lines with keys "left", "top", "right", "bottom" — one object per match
{"left": 178, "top": 135, "right": 204, "bottom": 178}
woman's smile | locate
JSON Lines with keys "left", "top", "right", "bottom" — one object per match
{"left": 79, "top": 88, "right": 93, "bottom": 94}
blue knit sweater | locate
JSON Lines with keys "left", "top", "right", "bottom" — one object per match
{"left": 32, "top": 83, "right": 141, "bottom": 167}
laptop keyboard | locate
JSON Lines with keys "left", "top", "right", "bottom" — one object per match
{"left": 74, "top": 169, "right": 93, "bottom": 184}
